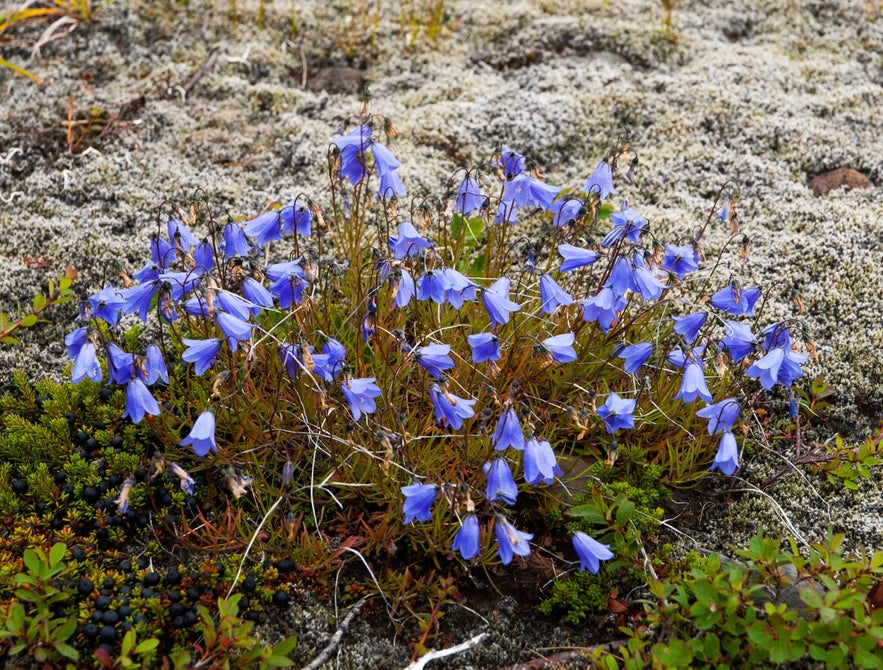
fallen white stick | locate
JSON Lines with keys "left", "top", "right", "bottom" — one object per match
{"left": 300, "top": 596, "right": 369, "bottom": 670}
{"left": 405, "top": 632, "right": 488, "bottom": 670}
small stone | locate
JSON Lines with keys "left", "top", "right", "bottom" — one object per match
{"left": 809, "top": 168, "right": 872, "bottom": 196}
{"left": 306, "top": 67, "right": 365, "bottom": 95}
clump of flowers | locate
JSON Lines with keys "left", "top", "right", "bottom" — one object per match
{"left": 63, "top": 114, "right": 813, "bottom": 584}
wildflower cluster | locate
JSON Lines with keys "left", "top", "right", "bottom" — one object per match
{"left": 63, "top": 114, "right": 812, "bottom": 579}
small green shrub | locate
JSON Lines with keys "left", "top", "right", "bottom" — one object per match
{"left": 596, "top": 532, "right": 883, "bottom": 669}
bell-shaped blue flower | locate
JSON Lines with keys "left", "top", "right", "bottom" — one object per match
{"left": 762, "top": 324, "right": 792, "bottom": 350}
{"left": 745, "top": 348, "right": 785, "bottom": 390}
{"left": 332, "top": 125, "right": 370, "bottom": 184}
{"left": 149, "top": 236, "right": 175, "bottom": 271}
{"left": 660, "top": 244, "right": 699, "bottom": 280}
{"left": 596, "top": 392, "right": 636, "bottom": 434}
{"left": 484, "top": 457, "right": 518, "bottom": 505}
{"left": 452, "top": 513, "right": 480, "bottom": 560}
{"left": 216, "top": 312, "right": 254, "bottom": 352}
{"left": 392, "top": 268, "right": 416, "bottom": 309}
{"left": 181, "top": 338, "right": 222, "bottom": 376}
{"left": 88, "top": 284, "right": 126, "bottom": 326}
{"left": 558, "top": 243, "right": 600, "bottom": 273}
{"left": 550, "top": 197, "right": 584, "bottom": 227}
{"left": 222, "top": 221, "right": 253, "bottom": 259}
{"left": 106, "top": 344, "right": 135, "bottom": 385}
{"left": 244, "top": 210, "right": 282, "bottom": 248}
{"left": 180, "top": 410, "right": 218, "bottom": 457}
{"left": 158, "top": 271, "right": 198, "bottom": 302}
{"left": 721, "top": 321, "right": 757, "bottom": 362}
{"left": 370, "top": 141, "right": 401, "bottom": 176}
{"left": 429, "top": 384, "right": 476, "bottom": 430}
{"left": 616, "top": 342, "right": 654, "bottom": 374}
{"left": 499, "top": 148, "right": 526, "bottom": 179}
{"left": 633, "top": 255, "right": 666, "bottom": 301}
{"left": 493, "top": 405, "right": 524, "bottom": 451}
{"left": 523, "top": 437, "right": 561, "bottom": 485}
{"left": 494, "top": 515, "right": 532, "bottom": 565}
{"left": 582, "top": 160, "right": 616, "bottom": 199}
{"left": 604, "top": 256, "right": 639, "bottom": 298}
{"left": 280, "top": 202, "right": 313, "bottom": 237}
{"left": 572, "top": 531, "right": 614, "bottom": 573}
{"left": 414, "top": 343, "right": 454, "bottom": 379}
{"left": 502, "top": 174, "right": 561, "bottom": 210}
{"left": 676, "top": 360, "right": 713, "bottom": 403}
{"left": 377, "top": 169, "right": 407, "bottom": 198}
{"left": 709, "top": 284, "right": 761, "bottom": 316}
{"left": 539, "top": 274, "right": 573, "bottom": 314}
{"left": 710, "top": 431, "right": 739, "bottom": 475}
{"left": 144, "top": 343, "right": 168, "bottom": 385}
{"left": 192, "top": 241, "right": 214, "bottom": 274}
{"left": 390, "top": 221, "right": 432, "bottom": 259}
{"left": 72, "top": 341, "right": 103, "bottom": 384}
{"left": 696, "top": 398, "right": 741, "bottom": 435}
{"left": 467, "top": 332, "right": 501, "bottom": 364}
{"left": 455, "top": 176, "right": 484, "bottom": 215}
{"left": 168, "top": 218, "right": 198, "bottom": 251}
{"left": 673, "top": 312, "right": 707, "bottom": 345}
{"left": 481, "top": 277, "right": 521, "bottom": 329}
{"left": 341, "top": 377, "right": 382, "bottom": 421}
{"left": 602, "top": 204, "right": 645, "bottom": 247}
{"left": 122, "top": 280, "right": 160, "bottom": 322}
{"left": 580, "top": 288, "right": 624, "bottom": 333}
{"left": 541, "top": 332, "right": 577, "bottom": 363}
{"left": 667, "top": 345, "right": 707, "bottom": 370}
{"left": 240, "top": 277, "right": 274, "bottom": 314}
{"left": 216, "top": 291, "right": 255, "bottom": 322}
{"left": 65, "top": 327, "right": 89, "bottom": 359}
{"left": 401, "top": 482, "right": 438, "bottom": 524}
{"left": 416, "top": 270, "right": 448, "bottom": 304}
{"left": 123, "top": 378, "right": 160, "bottom": 424}
{"left": 442, "top": 268, "right": 478, "bottom": 309}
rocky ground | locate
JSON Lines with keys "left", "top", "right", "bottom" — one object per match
{"left": 2, "top": 0, "right": 883, "bottom": 666}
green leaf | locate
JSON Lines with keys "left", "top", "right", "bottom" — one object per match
{"left": 799, "top": 587, "right": 823, "bottom": 609}
{"left": 15, "top": 588, "right": 40, "bottom": 602}
{"left": 1, "top": 336, "right": 20, "bottom": 345}
{"left": 22, "top": 548, "right": 42, "bottom": 576}
{"left": 652, "top": 638, "right": 693, "bottom": 666}
{"left": 265, "top": 656, "right": 295, "bottom": 668}
{"left": 121, "top": 628, "right": 135, "bottom": 656}
{"left": 54, "top": 616, "right": 77, "bottom": 641}
{"left": 134, "top": 638, "right": 159, "bottom": 654}
{"left": 769, "top": 644, "right": 789, "bottom": 663}
{"left": 55, "top": 642, "right": 80, "bottom": 660}
{"left": 49, "top": 542, "right": 66, "bottom": 568}
{"left": 691, "top": 580, "right": 717, "bottom": 605}
{"left": 33, "top": 293, "right": 47, "bottom": 312}
{"left": 808, "top": 644, "right": 827, "bottom": 661}
{"left": 598, "top": 203, "right": 614, "bottom": 220}
{"left": 568, "top": 504, "right": 606, "bottom": 524}
{"left": 615, "top": 500, "right": 636, "bottom": 526}
{"left": 854, "top": 649, "right": 882, "bottom": 669}
{"left": 9, "top": 603, "right": 25, "bottom": 631}
{"left": 271, "top": 637, "right": 298, "bottom": 656}
{"left": 19, "top": 314, "right": 38, "bottom": 328}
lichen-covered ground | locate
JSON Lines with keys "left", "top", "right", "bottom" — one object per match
{"left": 2, "top": 0, "right": 883, "bottom": 666}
